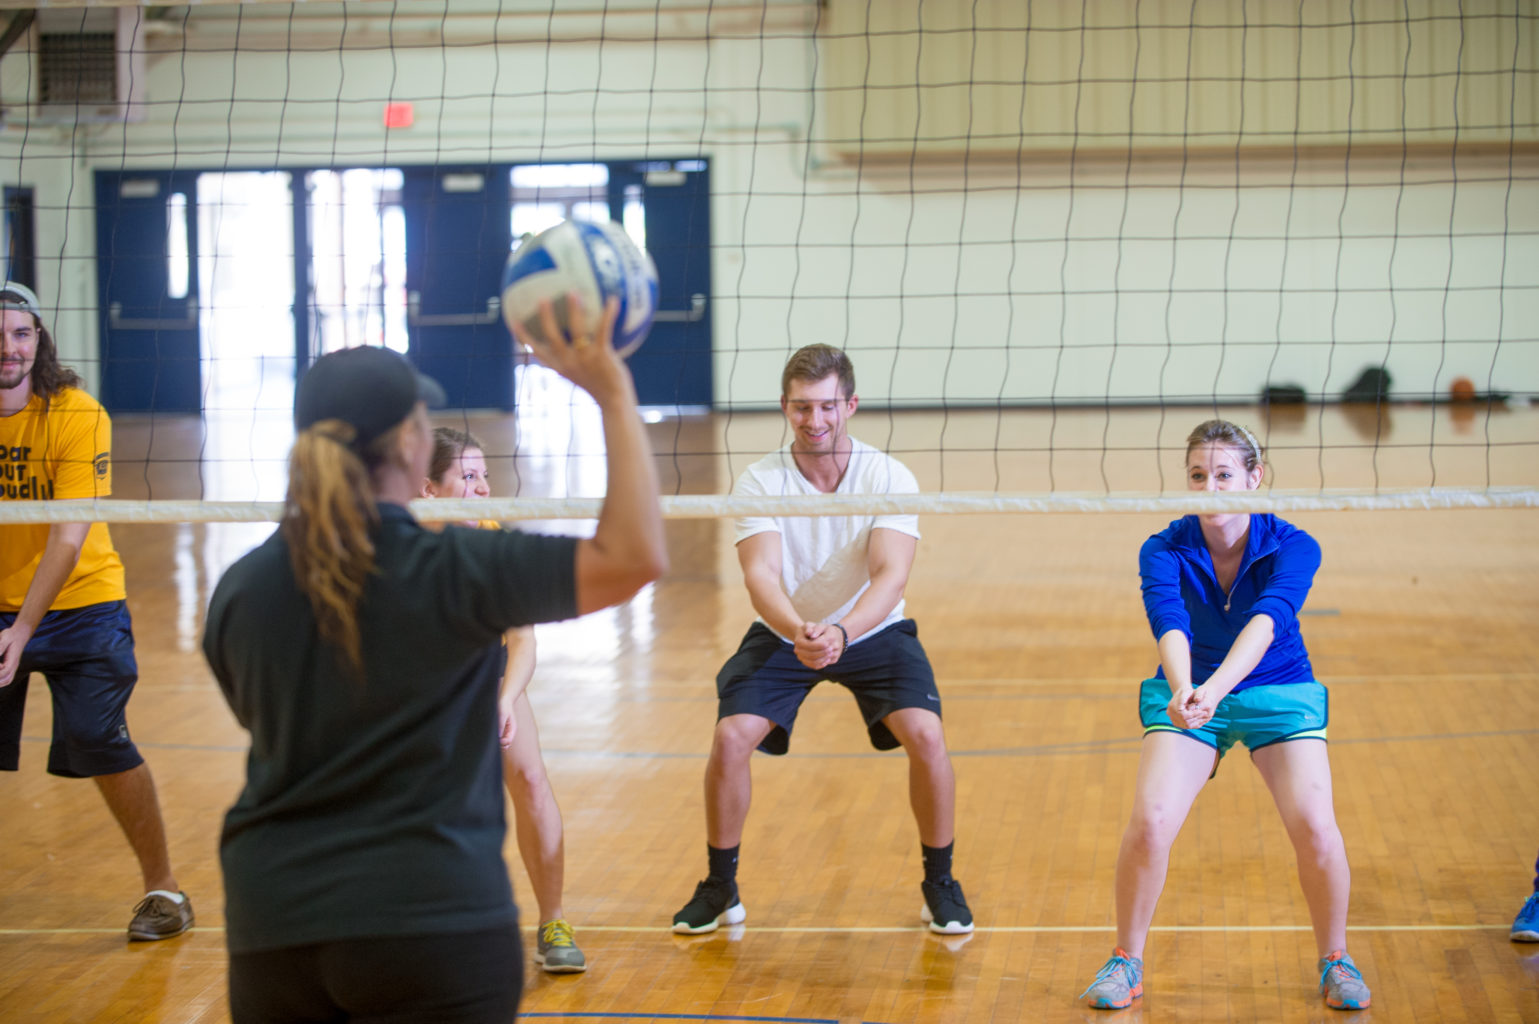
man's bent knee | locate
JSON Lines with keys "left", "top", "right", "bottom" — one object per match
{"left": 887, "top": 709, "right": 947, "bottom": 759}
{"left": 712, "top": 714, "right": 774, "bottom": 761}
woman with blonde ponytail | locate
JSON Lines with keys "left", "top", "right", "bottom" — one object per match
{"left": 205, "top": 295, "right": 666, "bottom": 1024}
{"left": 283, "top": 417, "right": 384, "bottom": 674}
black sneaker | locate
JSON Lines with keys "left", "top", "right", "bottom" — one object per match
{"left": 128, "top": 891, "right": 195, "bottom": 941}
{"left": 920, "top": 878, "right": 974, "bottom": 934}
{"left": 672, "top": 877, "right": 746, "bottom": 934}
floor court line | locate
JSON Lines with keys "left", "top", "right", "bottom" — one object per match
{"left": 125, "top": 670, "right": 1539, "bottom": 695}
{"left": 16, "top": 725, "right": 1538, "bottom": 760}
{"left": 0, "top": 923, "right": 1512, "bottom": 937}
{"left": 520, "top": 1015, "right": 882, "bottom": 1023}
{"left": 519, "top": 1014, "right": 861, "bottom": 1023}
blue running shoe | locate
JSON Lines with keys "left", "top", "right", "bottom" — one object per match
{"left": 1080, "top": 947, "right": 1143, "bottom": 1010}
{"left": 1514, "top": 892, "right": 1539, "bottom": 942}
{"left": 1318, "top": 950, "right": 1371, "bottom": 1010}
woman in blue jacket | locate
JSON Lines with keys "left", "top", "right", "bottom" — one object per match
{"left": 1081, "top": 420, "right": 1371, "bottom": 1012}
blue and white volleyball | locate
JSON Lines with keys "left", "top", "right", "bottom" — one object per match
{"left": 501, "top": 219, "right": 659, "bottom": 358}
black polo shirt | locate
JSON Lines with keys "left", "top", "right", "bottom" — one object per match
{"left": 204, "top": 503, "right": 579, "bottom": 954}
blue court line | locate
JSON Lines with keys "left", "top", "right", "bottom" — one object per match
{"left": 538, "top": 726, "right": 1539, "bottom": 758}
{"left": 520, "top": 1015, "right": 870, "bottom": 1023}
{"left": 536, "top": 737, "right": 1146, "bottom": 759}
{"left": 627, "top": 692, "right": 1131, "bottom": 702}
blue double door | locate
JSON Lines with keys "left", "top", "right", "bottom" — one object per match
{"left": 94, "top": 160, "right": 712, "bottom": 413}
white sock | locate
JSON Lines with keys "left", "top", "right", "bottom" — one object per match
{"left": 145, "top": 889, "right": 184, "bottom": 904}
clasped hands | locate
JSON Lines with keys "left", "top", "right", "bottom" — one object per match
{"left": 793, "top": 621, "right": 844, "bottom": 671}
{"left": 1167, "top": 683, "right": 1221, "bottom": 730}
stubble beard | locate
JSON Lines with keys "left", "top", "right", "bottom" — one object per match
{"left": 0, "top": 364, "right": 29, "bottom": 393}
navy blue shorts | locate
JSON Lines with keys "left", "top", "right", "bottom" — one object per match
{"left": 0, "top": 601, "right": 144, "bottom": 778}
{"left": 716, "top": 619, "right": 940, "bottom": 755}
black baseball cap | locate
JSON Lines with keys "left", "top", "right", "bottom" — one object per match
{"left": 294, "top": 346, "right": 446, "bottom": 449}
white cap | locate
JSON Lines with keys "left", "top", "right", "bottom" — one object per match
{"left": 0, "top": 281, "right": 43, "bottom": 328}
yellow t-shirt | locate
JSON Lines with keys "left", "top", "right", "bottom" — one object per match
{"left": 0, "top": 388, "right": 126, "bottom": 611}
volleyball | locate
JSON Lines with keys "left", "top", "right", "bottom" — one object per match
{"left": 501, "top": 219, "right": 659, "bottom": 358}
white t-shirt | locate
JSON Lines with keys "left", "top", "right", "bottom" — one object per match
{"left": 733, "top": 437, "right": 921, "bottom": 644}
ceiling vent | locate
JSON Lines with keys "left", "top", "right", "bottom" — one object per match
{"left": 31, "top": 8, "right": 146, "bottom": 123}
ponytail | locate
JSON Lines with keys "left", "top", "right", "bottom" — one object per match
{"left": 282, "top": 419, "right": 387, "bottom": 676}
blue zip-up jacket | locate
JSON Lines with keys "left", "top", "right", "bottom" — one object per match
{"left": 1139, "top": 514, "right": 1319, "bottom": 693}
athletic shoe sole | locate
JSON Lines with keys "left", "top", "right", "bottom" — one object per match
{"left": 534, "top": 954, "right": 588, "bottom": 974}
{"left": 127, "top": 923, "right": 193, "bottom": 942}
{"left": 1086, "top": 986, "right": 1142, "bottom": 1010}
{"left": 671, "top": 900, "right": 746, "bottom": 935}
{"left": 920, "top": 902, "right": 975, "bottom": 935}
{"left": 1326, "top": 996, "right": 1371, "bottom": 1010}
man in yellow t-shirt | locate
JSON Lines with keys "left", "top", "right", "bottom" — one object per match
{"left": 0, "top": 282, "right": 193, "bottom": 941}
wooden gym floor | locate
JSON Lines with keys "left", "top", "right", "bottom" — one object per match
{"left": 1, "top": 400, "right": 1536, "bottom": 1023}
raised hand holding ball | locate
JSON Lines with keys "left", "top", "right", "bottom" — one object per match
{"left": 508, "top": 293, "right": 629, "bottom": 405}
{"left": 502, "top": 219, "right": 659, "bottom": 357}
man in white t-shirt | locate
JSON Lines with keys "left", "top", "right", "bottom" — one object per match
{"left": 671, "top": 344, "right": 973, "bottom": 937}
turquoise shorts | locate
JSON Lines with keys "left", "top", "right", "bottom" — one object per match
{"left": 1139, "top": 677, "right": 1328, "bottom": 760}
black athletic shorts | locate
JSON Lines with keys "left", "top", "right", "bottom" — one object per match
{"left": 0, "top": 601, "right": 143, "bottom": 778}
{"left": 715, "top": 618, "right": 940, "bottom": 755}
{"left": 228, "top": 925, "right": 523, "bottom": 1024}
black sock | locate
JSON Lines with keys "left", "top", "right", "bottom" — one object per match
{"left": 707, "top": 843, "right": 739, "bottom": 884}
{"left": 922, "top": 841, "right": 954, "bottom": 885}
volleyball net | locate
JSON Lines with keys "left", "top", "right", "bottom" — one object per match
{"left": 0, "top": 0, "right": 1534, "bottom": 523}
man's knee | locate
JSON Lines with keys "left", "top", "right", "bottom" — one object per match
{"left": 889, "top": 710, "right": 948, "bottom": 762}
{"left": 712, "top": 714, "right": 773, "bottom": 762}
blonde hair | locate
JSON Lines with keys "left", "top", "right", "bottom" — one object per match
{"left": 281, "top": 419, "right": 400, "bottom": 676}
{"left": 1185, "top": 419, "right": 1265, "bottom": 473}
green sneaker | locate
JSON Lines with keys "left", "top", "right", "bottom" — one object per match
{"left": 535, "top": 918, "right": 587, "bottom": 974}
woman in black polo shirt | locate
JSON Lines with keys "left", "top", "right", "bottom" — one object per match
{"left": 204, "top": 298, "right": 665, "bottom": 1023}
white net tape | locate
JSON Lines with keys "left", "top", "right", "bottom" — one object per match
{"left": 0, "top": 487, "right": 1534, "bottom": 526}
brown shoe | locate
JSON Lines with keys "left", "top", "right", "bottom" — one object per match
{"left": 128, "top": 891, "right": 194, "bottom": 941}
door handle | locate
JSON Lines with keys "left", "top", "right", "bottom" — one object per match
{"left": 653, "top": 293, "right": 707, "bottom": 323}
{"left": 108, "top": 299, "right": 198, "bottom": 331}
{"left": 407, "top": 292, "right": 501, "bottom": 327}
